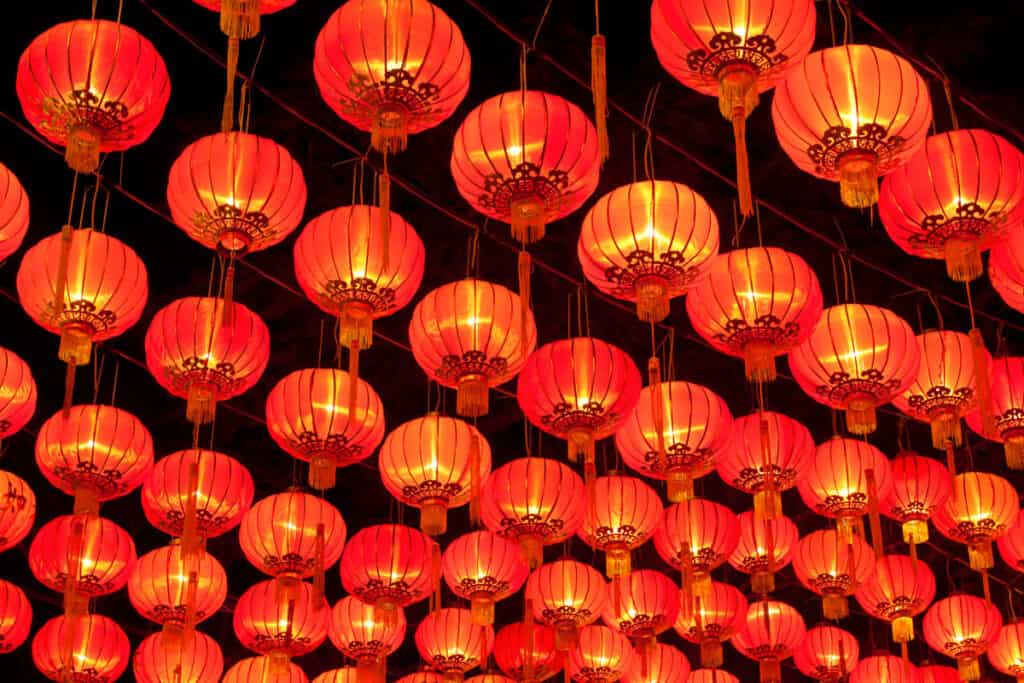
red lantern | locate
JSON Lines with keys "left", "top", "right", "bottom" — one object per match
{"left": 789, "top": 304, "right": 920, "bottom": 434}
{"left": 792, "top": 529, "right": 875, "bottom": 620}
{"left": 0, "top": 579, "right": 31, "bottom": 653}
{"left": 727, "top": 512, "right": 797, "bottom": 594}
{"left": 451, "top": 91, "right": 600, "bottom": 244}
{"left": 36, "top": 404, "right": 153, "bottom": 515}
{"left": 16, "top": 19, "right": 170, "bottom": 173}
{"left": 881, "top": 452, "right": 951, "bottom": 545}
{"left": 616, "top": 381, "right": 733, "bottom": 502}
{"left": 602, "top": 569, "right": 680, "bottom": 646}
{"left": 339, "top": 524, "right": 434, "bottom": 617}
{"left": 266, "top": 368, "right": 385, "bottom": 490}
{"left": 567, "top": 625, "right": 635, "bottom": 683}
{"left": 234, "top": 579, "right": 329, "bottom": 665}
{"left": 480, "top": 457, "right": 585, "bottom": 569}
{"left": 990, "top": 225, "right": 1024, "bottom": 314}
{"left": 0, "top": 346, "right": 35, "bottom": 443}
{"left": 409, "top": 279, "right": 536, "bottom": 417}
{"left": 494, "top": 621, "right": 564, "bottom": 683}
{"left": 518, "top": 338, "right": 641, "bottom": 464}
{"left": 967, "top": 356, "right": 1024, "bottom": 467}
{"left": 328, "top": 595, "right": 406, "bottom": 683}
{"left": 794, "top": 625, "right": 859, "bottom": 682}
{"left": 128, "top": 543, "right": 227, "bottom": 636}
{"left": 998, "top": 511, "right": 1024, "bottom": 572}
{"left": 689, "top": 670, "right": 739, "bottom": 683}
{"left": 923, "top": 594, "right": 1003, "bottom": 681}
{"left": 919, "top": 665, "right": 961, "bottom": 683}
{"left": 855, "top": 554, "right": 936, "bottom": 643}
{"left": 797, "top": 437, "right": 892, "bottom": 538}
{"left": 880, "top": 129, "right": 1024, "bottom": 282}
{"left": 442, "top": 531, "right": 528, "bottom": 626}
{"left": 526, "top": 559, "right": 609, "bottom": 651}
{"left": 415, "top": 607, "right": 493, "bottom": 683}
{"left": 32, "top": 614, "right": 130, "bottom": 683}
{"left": 653, "top": 498, "right": 739, "bottom": 596}
{"left": 192, "top": 0, "right": 297, "bottom": 37}
{"left": 988, "top": 621, "right": 1024, "bottom": 681}
{"left": 397, "top": 674, "right": 444, "bottom": 683}
{"left": 0, "top": 163, "right": 29, "bottom": 262}
{"left": 932, "top": 472, "right": 1019, "bottom": 570}
{"left": 849, "top": 655, "right": 919, "bottom": 683}
{"left": 577, "top": 180, "right": 720, "bottom": 322}
{"left": 623, "top": 643, "right": 690, "bottom": 683}
{"left": 732, "top": 600, "right": 806, "bottom": 683}
{"left": 687, "top": 247, "right": 823, "bottom": 382}
{"left": 578, "top": 474, "right": 662, "bottom": 578}
{"left": 673, "top": 581, "right": 747, "bottom": 668}
{"left": 771, "top": 45, "right": 932, "bottom": 208}
{"left": 145, "top": 296, "right": 271, "bottom": 424}
{"left": 0, "top": 469, "right": 35, "bottom": 552}
{"left": 222, "top": 656, "right": 309, "bottom": 683}
{"left": 133, "top": 630, "right": 224, "bottom": 683}
{"left": 314, "top": 670, "right": 359, "bottom": 683}
{"left": 465, "top": 676, "right": 513, "bottom": 683}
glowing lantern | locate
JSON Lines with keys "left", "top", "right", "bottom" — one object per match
{"left": 409, "top": 279, "right": 536, "bottom": 417}
{"left": 222, "top": 656, "right": 309, "bottom": 683}
{"left": 789, "top": 304, "right": 920, "bottom": 434}
{"left": 932, "top": 472, "right": 1019, "bottom": 570}
{"left": 855, "top": 554, "right": 936, "bottom": 643}
{"left": 314, "top": 670, "right": 359, "bottom": 683}
{"left": 128, "top": 543, "right": 227, "bottom": 638}
{"left": 673, "top": 581, "right": 747, "bottom": 668}
{"left": 16, "top": 19, "right": 170, "bottom": 173}
{"left": 623, "top": 643, "right": 690, "bottom": 683}
{"left": 616, "top": 381, "right": 733, "bottom": 502}
{"left": 415, "top": 607, "right": 493, "bottom": 683}
{"left": 0, "top": 470, "right": 35, "bottom": 552}
{"left": 794, "top": 625, "right": 859, "bottom": 682}
{"left": 133, "top": 630, "right": 224, "bottom": 683}
{"left": 0, "top": 346, "right": 36, "bottom": 441}
{"left": 988, "top": 621, "right": 1024, "bottom": 682}
{"left": 771, "top": 44, "right": 932, "bottom": 208}
{"left": 494, "top": 621, "right": 564, "bottom": 683}
{"left": 234, "top": 580, "right": 329, "bottom": 666}
{"left": 990, "top": 225, "right": 1024, "bottom": 314}
{"left": 32, "top": 614, "right": 129, "bottom": 683}
{"left": 687, "top": 247, "right": 823, "bottom": 382}
{"left": 967, "top": 356, "right": 1024, "bottom": 467}
{"left": 577, "top": 180, "right": 720, "bottom": 322}
{"left": 880, "top": 129, "right": 1024, "bottom": 282}
{"left": 923, "top": 594, "right": 1003, "bottom": 681}
{"left": 328, "top": 596, "right": 406, "bottom": 683}
{"left": 0, "top": 163, "right": 29, "bottom": 262}
{"left": 526, "top": 559, "right": 609, "bottom": 651}
{"left": 797, "top": 437, "right": 892, "bottom": 538}
{"left": 339, "top": 524, "right": 434, "bottom": 619}
{"left": 442, "top": 531, "right": 528, "bottom": 626}
{"left": 0, "top": 579, "right": 31, "bottom": 653}
{"left": 849, "top": 655, "right": 919, "bottom": 683}
{"left": 578, "top": 474, "right": 662, "bottom": 578}
{"left": 732, "top": 600, "right": 806, "bottom": 683}
{"left": 688, "top": 670, "right": 738, "bottom": 683}
{"left": 266, "top": 368, "right": 385, "bottom": 490}
{"left": 727, "top": 512, "right": 797, "bottom": 594}
{"left": 192, "top": 0, "right": 297, "bottom": 38}
{"left": 145, "top": 296, "right": 270, "bottom": 424}
{"left": 35, "top": 404, "right": 153, "bottom": 515}
{"left": 450, "top": 91, "right": 600, "bottom": 245}
{"left": 567, "top": 625, "right": 635, "bottom": 683}
{"left": 602, "top": 569, "right": 680, "bottom": 649}
{"left": 881, "top": 452, "right": 951, "bottom": 545}
{"left": 919, "top": 664, "right": 961, "bottom": 683}
{"left": 653, "top": 498, "right": 739, "bottom": 596}
{"left": 792, "top": 529, "right": 875, "bottom": 620}
{"left": 998, "top": 511, "right": 1024, "bottom": 572}
{"left": 480, "top": 457, "right": 585, "bottom": 569}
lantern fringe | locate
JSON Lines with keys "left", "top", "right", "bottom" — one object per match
{"left": 457, "top": 374, "right": 489, "bottom": 418}
{"left": 58, "top": 326, "right": 91, "bottom": 367}
{"left": 520, "top": 535, "right": 543, "bottom": 570}
{"left": 371, "top": 109, "right": 408, "bottom": 155}
{"left": 554, "top": 622, "right": 578, "bottom": 651}
{"left": 744, "top": 342, "right": 776, "bottom": 383}
{"left": 421, "top": 500, "right": 447, "bottom": 537}
{"left": 902, "top": 519, "right": 928, "bottom": 545}
{"left": 838, "top": 151, "right": 879, "bottom": 209}
{"left": 968, "top": 540, "right": 994, "bottom": 570}
{"left": 309, "top": 456, "right": 337, "bottom": 490}
{"left": 313, "top": 523, "right": 326, "bottom": 605}
{"left": 970, "top": 328, "right": 996, "bottom": 437}
{"left": 186, "top": 383, "right": 216, "bottom": 425}
{"left": 469, "top": 433, "right": 481, "bottom": 526}
{"left": 510, "top": 197, "right": 545, "bottom": 244}
{"left": 471, "top": 594, "right": 494, "bottom": 626}
{"left": 759, "top": 659, "right": 782, "bottom": 683}
{"left": 930, "top": 412, "right": 962, "bottom": 450}
{"left": 518, "top": 250, "right": 532, "bottom": 353}
{"left": 636, "top": 278, "right": 670, "bottom": 323}
{"left": 845, "top": 398, "right": 877, "bottom": 435}
{"left": 220, "top": 0, "right": 259, "bottom": 39}
{"left": 339, "top": 303, "right": 374, "bottom": 351}
{"left": 700, "top": 640, "right": 723, "bottom": 669}
{"left": 1006, "top": 438, "right": 1024, "bottom": 470}
{"left": 691, "top": 570, "right": 711, "bottom": 602}
{"left": 751, "top": 570, "right": 774, "bottom": 595}
{"left": 944, "top": 237, "right": 982, "bottom": 283}
{"left": 605, "top": 547, "right": 630, "bottom": 578}
{"left": 892, "top": 616, "right": 914, "bottom": 643}
{"left": 268, "top": 652, "right": 291, "bottom": 677}
{"left": 379, "top": 169, "right": 391, "bottom": 272}
{"left": 753, "top": 488, "right": 781, "bottom": 521}
{"left": 732, "top": 110, "right": 753, "bottom": 218}
{"left": 591, "top": 34, "right": 609, "bottom": 164}
{"left": 837, "top": 515, "right": 857, "bottom": 544}
{"left": 222, "top": 37, "right": 240, "bottom": 134}
{"left": 822, "top": 595, "right": 849, "bottom": 620}
{"left": 357, "top": 657, "right": 385, "bottom": 683}
{"left": 66, "top": 126, "right": 102, "bottom": 174}
{"left": 667, "top": 470, "right": 693, "bottom": 503}
{"left": 958, "top": 656, "right": 981, "bottom": 682}
{"left": 571, "top": 429, "right": 596, "bottom": 467}
{"left": 72, "top": 487, "right": 99, "bottom": 517}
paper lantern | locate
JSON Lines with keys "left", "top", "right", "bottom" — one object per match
{"left": 988, "top": 621, "right": 1024, "bottom": 682}
{"left": 881, "top": 451, "right": 952, "bottom": 545}
{"left": 133, "top": 630, "right": 224, "bottom": 683}
{"left": 849, "top": 655, "right": 919, "bottom": 683}
{"left": 578, "top": 474, "right": 662, "bottom": 578}
{"left": 731, "top": 600, "right": 806, "bottom": 683}
{"left": 0, "top": 163, "right": 29, "bottom": 262}
{"left": 990, "top": 225, "right": 1024, "bottom": 314}
{"left": 578, "top": 180, "right": 720, "bottom": 321}
{"left": 673, "top": 581, "right": 747, "bottom": 668}
{"left": 0, "top": 469, "right": 35, "bottom": 552}
{"left": 687, "top": 247, "right": 823, "bottom": 382}
{"left": 0, "top": 579, "right": 31, "bottom": 653}
{"left": 409, "top": 279, "right": 536, "bottom": 417}
{"left": 794, "top": 625, "right": 859, "bottom": 682}
{"left": 16, "top": 19, "right": 170, "bottom": 172}
{"left": 855, "top": 554, "right": 936, "bottom": 643}
{"left": 0, "top": 347, "right": 35, "bottom": 443}
{"left": 771, "top": 44, "right": 932, "bottom": 208}
{"left": 623, "top": 643, "right": 690, "bottom": 683}
{"left": 653, "top": 498, "right": 739, "bottom": 595}
{"left": 339, "top": 524, "right": 434, "bottom": 618}
{"left": 222, "top": 656, "right": 309, "bottom": 683}
{"left": 932, "top": 472, "right": 1019, "bottom": 570}
{"left": 234, "top": 580, "right": 329, "bottom": 664}
{"left": 923, "top": 594, "right": 1003, "bottom": 681}
{"left": 967, "top": 356, "right": 1024, "bottom": 467}
{"left": 797, "top": 437, "right": 892, "bottom": 538}
{"left": 415, "top": 608, "right": 492, "bottom": 683}
{"left": 998, "top": 511, "right": 1024, "bottom": 572}
{"left": 192, "top": 0, "right": 297, "bottom": 38}
{"left": 494, "top": 621, "right": 564, "bottom": 683}
{"left": 727, "top": 512, "right": 797, "bottom": 594}
{"left": 442, "top": 531, "right": 528, "bottom": 626}
{"left": 128, "top": 543, "right": 227, "bottom": 635}
{"left": 526, "top": 559, "right": 609, "bottom": 651}
{"left": 328, "top": 595, "right": 406, "bottom": 683}
{"left": 566, "top": 625, "right": 634, "bottom": 683}
{"left": 601, "top": 569, "right": 680, "bottom": 647}
{"left": 792, "top": 529, "right": 875, "bottom": 620}
{"left": 32, "top": 614, "right": 129, "bottom": 683}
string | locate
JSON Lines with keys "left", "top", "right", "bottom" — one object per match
{"left": 826, "top": 0, "right": 838, "bottom": 47}
{"left": 529, "top": 0, "right": 555, "bottom": 51}
{"left": 109, "top": 359, "right": 120, "bottom": 407}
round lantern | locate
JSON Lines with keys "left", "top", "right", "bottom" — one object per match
{"left": 442, "top": 530, "right": 528, "bottom": 626}
{"left": 771, "top": 44, "right": 932, "bottom": 208}
{"left": 409, "top": 279, "right": 536, "bottom": 417}
{"left": 687, "top": 247, "right": 823, "bottom": 382}
{"left": 314, "top": 670, "right": 360, "bottom": 683}
{"left": 526, "top": 559, "right": 609, "bottom": 651}
{"left": 988, "top": 621, "right": 1024, "bottom": 681}
{"left": 578, "top": 474, "right": 662, "bottom": 578}
{"left": 797, "top": 437, "right": 892, "bottom": 538}
{"left": 36, "top": 403, "right": 153, "bottom": 515}
{"left": 601, "top": 569, "right": 680, "bottom": 647}
{"left": 653, "top": 498, "right": 739, "bottom": 596}
{"left": 577, "top": 180, "right": 720, "bottom": 322}
{"left": 789, "top": 303, "right": 920, "bottom": 434}
{"left": 880, "top": 129, "right": 1024, "bottom": 282}
{"left": 518, "top": 338, "right": 641, "bottom": 464}
{"left": 133, "top": 630, "right": 224, "bottom": 683}
{"left": 881, "top": 451, "right": 952, "bottom": 544}
{"left": 222, "top": 656, "right": 309, "bottom": 683}
{"left": 998, "top": 511, "right": 1024, "bottom": 572}
{"left": 567, "top": 625, "right": 635, "bottom": 683}
{"left": 967, "top": 356, "right": 1024, "bottom": 467}
{"left": 849, "top": 655, "right": 919, "bottom": 683}
{"left": 624, "top": 643, "right": 690, "bottom": 683}
{"left": 0, "top": 579, "right": 31, "bottom": 653}
{"left": 792, "top": 529, "right": 875, "bottom": 620}
{"left": 380, "top": 414, "right": 491, "bottom": 536}
{"left": 480, "top": 457, "right": 585, "bottom": 569}
{"left": 16, "top": 19, "right": 170, "bottom": 173}
{"left": 145, "top": 296, "right": 270, "bottom": 424}
{"left": 727, "top": 512, "right": 798, "bottom": 594}
{"left": 794, "top": 625, "right": 859, "bottom": 682}
{"left": 494, "top": 621, "right": 564, "bottom": 683}
{"left": 450, "top": 91, "right": 600, "bottom": 244}
{"left": 234, "top": 579, "right": 329, "bottom": 665}
{"left": 923, "top": 594, "right": 1003, "bottom": 681}
{"left": 990, "top": 225, "right": 1024, "bottom": 314}
{"left": 128, "top": 543, "right": 227, "bottom": 636}
{"left": 0, "top": 469, "right": 35, "bottom": 552}
{"left": 689, "top": 670, "right": 739, "bottom": 683}
{"left": 266, "top": 368, "right": 386, "bottom": 490}
{"left": 919, "top": 664, "right": 961, "bottom": 683}
{"left": 855, "top": 554, "right": 936, "bottom": 643}
{"left": 328, "top": 595, "right": 406, "bottom": 683}
{"left": 732, "top": 600, "right": 806, "bottom": 683}
{"left": 673, "top": 581, "right": 747, "bottom": 668}
{"left": 616, "top": 381, "right": 733, "bottom": 502}
{"left": 932, "top": 471, "right": 1019, "bottom": 570}
{"left": 0, "top": 346, "right": 36, "bottom": 440}
{"left": 0, "top": 163, "right": 29, "bottom": 262}
{"left": 339, "top": 524, "right": 434, "bottom": 619}
{"left": 32, "top": 614, "right": 129, "bottom": 683}
{"left": 415, "top": 607, "right": 493, "bottom": 683}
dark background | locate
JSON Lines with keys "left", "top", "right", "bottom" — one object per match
{"left": 2, "top": 0, "right": 1024, "bottom": 680}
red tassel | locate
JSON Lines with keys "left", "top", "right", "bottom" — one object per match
{"left": 591, "top": 33, "right": 609, "bottom": 163}
{"left": 970, "top": 328, "right": 996, "bottom": 437}
{"left": 379, "top": 169, "right": 391, "bottom": 272}
{"left": 648, "top": 357, "right": 666, "bottom": 476}
{"left": 313, "top": 523, "right": 325, "bottom": 605}
{"left": 182, "top": 459, "right": 200, "bottom": 557}
{"left": 518, "top": 250, "right": 531, "bottom": 347}
{"left": 430, "top": 542, "right": 442, "bottom": 613}
{"left": 865, "top": 468, "right": 884, "bottom": 559}
{"left": 469, "top": 433, "right": 481, "bottom": 527}
{"left": 63, "top": 515, "right": 86, "bottom": 619}
{"left": 221, "top": 258, "right": 236, "bottom": 329}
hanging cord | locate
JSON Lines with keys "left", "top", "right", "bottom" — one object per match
{"left": 826, "top": 0, "right": 838, "bottom": 47}
{"left": 239, "top": 35, "right": 267, "bottom": 134}
{"left": 836, "top": 0, "right": 853, "bottom": 44}
{"left": 640, "top": 84, "right": 661, "bottom": 181}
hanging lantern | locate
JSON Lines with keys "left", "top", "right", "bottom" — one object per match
{"left": 32, "top": 614, "right": 129, "bottom": 683}
{"left": 771, "top": 45, "right": 932, "bottom": 208}
{"left": 0, "top": 579, "right": 31, "bottom": 653}
{"left": 623, "top": 643, "right": 690, "bottom": 683}
{"left": 793, "top": 625, "right": 859, "bottom": 682}
{"left": 919, "top": 665, "right": 962, "bottom": 683}
{"left": 518, "top": 338, "right": 641, "bottom": 464}
{"left": 0, "top": 470, "right": 35, "bottom": 553}
{"left": 578, "top": 474, "right": 662, "bottom": 578}
{"left": 601, "top": 569, "right": 680, "bottom": 650}
{"left": 480, "top": 457, "right": 585, "bottom": 569}
{"left": 854, "top": 554, "right": 936, "bottom": 643}
{"left": 577, "top": 180, "right": 720, "bottom": 322}
{"left": 328, "top": 596, "right": 406, "bottom": 683}
{"left": 494, "top": 621, "right": 564, "bottom": 683}
{"left": 923, "top": 594, "right": 1003, "bottom": 682}
{"left": 266, "top": 368, "right": 386, "bottom": 490}
{"left": 442, "top": 531, "right": 528, "bottom": 626}
{"left": 988, "top": 621, "right": 1024, "bottom": 682}
{"left": 192, "top": 0, "right": 297, "bottom": 39}
{"left": 35, "top": 404, "right": 153, "bottom": 516}
{"left": 415, "top": 608, "right": 493, "bottom": 683}
{"left": 880, "top": 451, "right": 952, "bottom": 545}
{"left": 727, "top": 512, "right": 798, "bottom": 595}
{"left": 222, "top": 656, "right": 309, "bottom": 683}
{"left": 339, "top": 524, "right": 434, "bottom": 619}
{"left": 145, "top": 296, "right": 270, "bottom": 424}
{"left": 234, "top": 579, "right": 329, "bottom": 668}
{"left": 409, "top": 279, "right": 536, "bottom": 417}
{"left": 133, "top": 630, "right": 224, "bottom": 683}
{"left": 789, "top": 304, "right": 920, "bottom": 434}
{"left": 998, "top": 511, "right": 1024, "bottom": 572}
{"left": 849, "top": 655, "right": 919, "bottom": 683}
{"left": 966, "top": 356, "right": 1024, "bottom": 468}
{"left": 16, "top": 19, "right": 171, "bottom": 173}
{"left": 990, "top": 225, "right": 1024, "bottom": 314}
{"left": 689, "top": 670, "right": 739, "bottom": 683}
{"left": 653, "top": 498, "right": 739, "bottom": 597}
{"left": 687, "top": 248, "right": 823, "bottom": 382}
{"left": 0, "top": 163, "right": 29, "bottom": 262}
{"left": 880, "top": 129, "right": 1024, "bottom": 282}
{"left": 616, "top": 381, "right": 733, "bottom": 502}
{"left": 732, "top": 600, "right": 806, "bottom": 683}
{"left": 314, "top": 670, "right": 359, "bottom": 683}
{"left": 526, "top": 559, "right": 609, "bottom": 652}
{"left": 128, "top": 543, "right": 228, "bottom": 639}
{"left": 0, "top": 347, "right": 36, "bottom": 441}
{"left": 566, "top": 625, "right": 635, "bottom": 683}
{"left": 792, "top": 529, "right": 875, "bottom": 620}
{"left": 932, "top": 472, "right": 1019, "bottom": 570}
{"left": 673, "top": 581, "right": 747, "bottom": 669}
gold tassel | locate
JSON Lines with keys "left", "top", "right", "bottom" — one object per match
{"left": 66, "top": 126, "right": 101, "bottom": 174}
{"left": 72, "top": 487, "right": 99, "bottom": 517}
{"left": 969, "top": 541, "right": 994, "bottom": 571}
{"left": 469, "top": 433, "right": 481, "bottom": 527}
{"left": 759, "top": 659, "right": 781, "bottom": 683}
{"left": 511, "top": 198, "right": 546, "bottom": 244}
{"left": 838, "top": 151, "right": 880, "bottom": 209}
{"left": 220, "top": 0, "right": 260, "bottom": 39}
{"left": 430, "top": 541, "right": 442, "bottom": 613}
{"left": 591, "top": 33, "right": 609, "bottom": 163}
{"left": 648, "top": 356, "right": 667, "bottom": 478}
{"left": 313, "top": 523, "right": 326, "bottom": 605}
{"left": 845, "top": 397, "right": 877, "bottom": 435}
{"left": 865, "top": 468, "right": 884, "bottom": 559}
{"left": 732, "top": 110, "right": 753, "bottom": 217}
{"left": 1006, "top": 437, "right": 1024, "bottom": 471}
{"left": 221, "top": 257, "right": 236, "bottom": 329}
{"left": 822, "top": 595, "right": 848, "bottom": 620}
{"left": 222, "top": 37, "right": 240, "bottom": 133}
{"left": 944, "top": 238, "right": 983, "bottom": 283}
{"left": 970, "top": 328, "right": 996, "bottom": 437}
{"left": 892, "top": 616, "right": 914, "bottom": 644}
{"left": 518, "top": 250, "right": 532, "bottom": 349}
{"left": 958, "top": 657, "right": 981, "bottom": 682}
{"left": 379, "top": 168, "right": 391, "bottom": 272}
